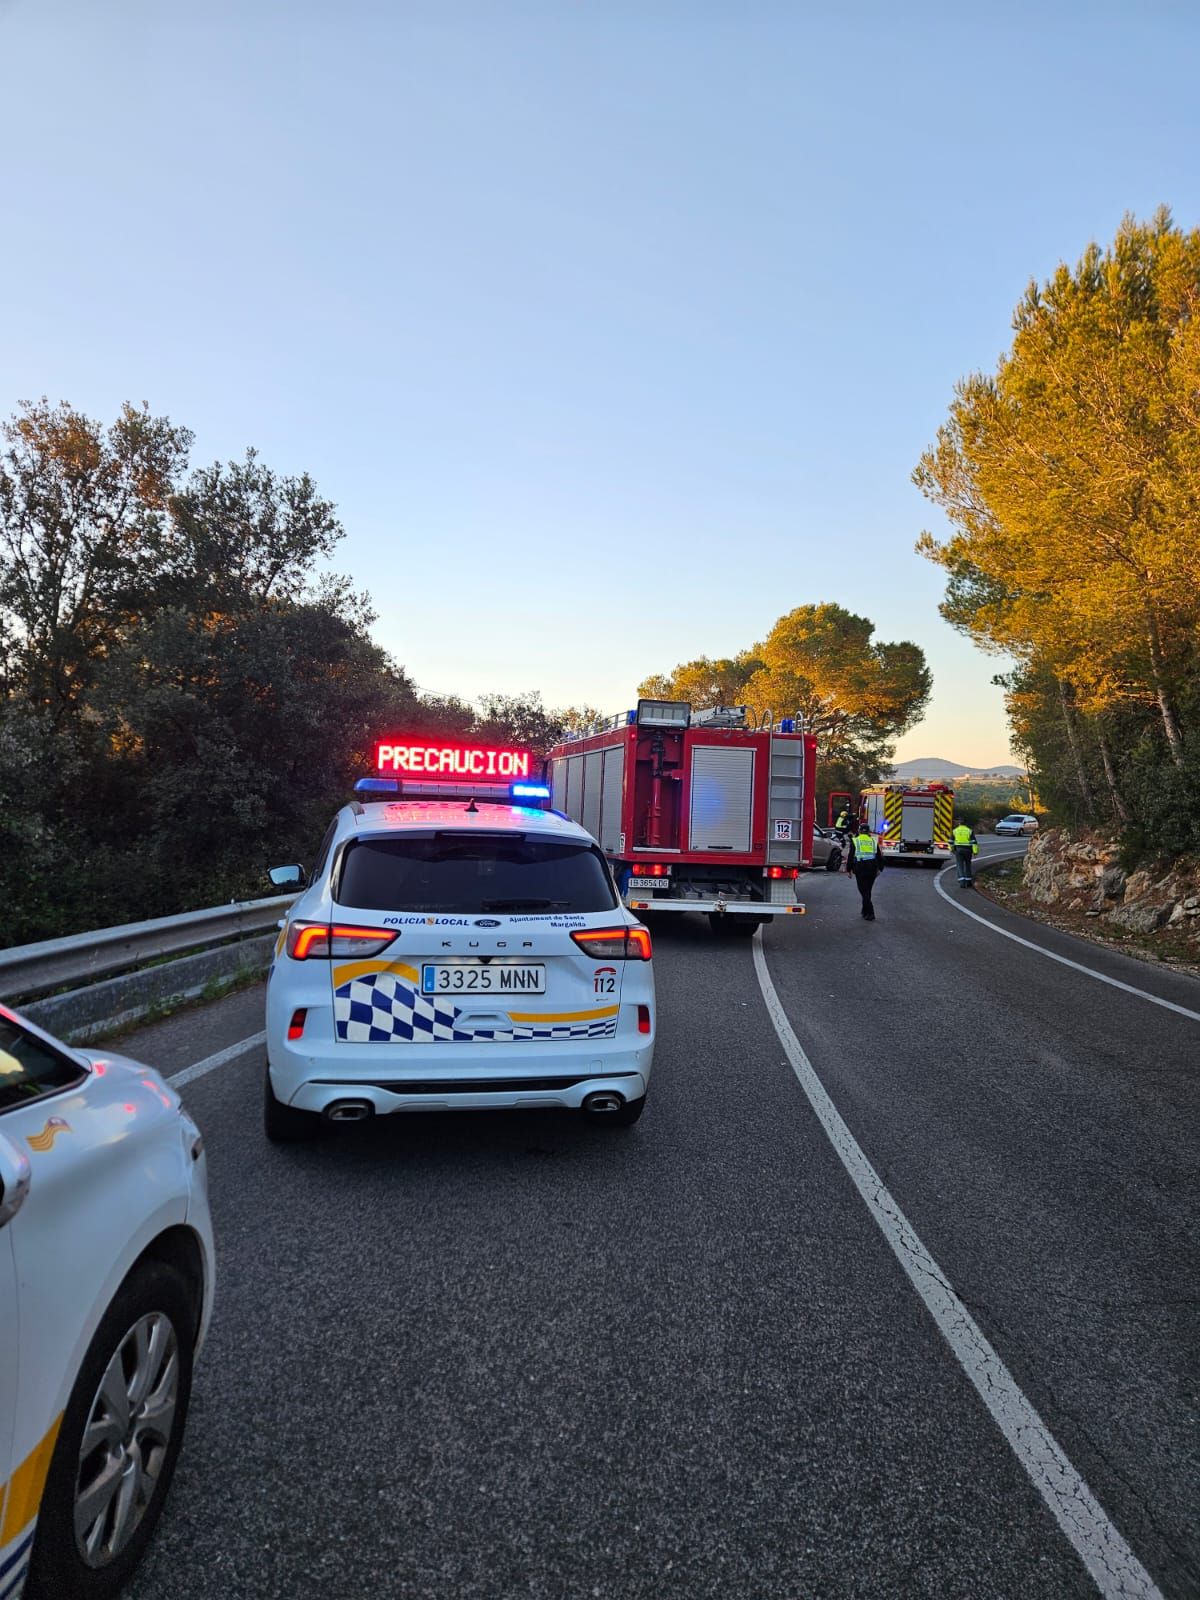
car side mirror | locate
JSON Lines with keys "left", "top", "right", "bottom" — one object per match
{"left": 268, "top": 864, "right": 306, "bottom": 889}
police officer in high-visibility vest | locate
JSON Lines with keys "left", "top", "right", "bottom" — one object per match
{"left": 953, "top": 820, "right": 979, "bottom": 885}
{"left": 847, "top": 824, "right": 884, "bottom": 920}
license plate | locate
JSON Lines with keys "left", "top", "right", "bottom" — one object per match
{"left": 628, "top": 878, "right": 668, "bottom": 891}
{"left": 420, "top": 963, "right": 545, "bottom": 995}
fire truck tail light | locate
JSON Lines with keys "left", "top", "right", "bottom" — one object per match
{"left": 571, "top": 927, "right": 653, "bottom": 961}
{"left": 764, "top": 866, "right": 800, "bottom": 880}
{"left": 287, "top": 922, "right": 396, "bottom": 960}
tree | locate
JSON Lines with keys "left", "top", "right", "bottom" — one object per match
{"left": 474, "top": 691, "right": 566, "bottom": 757}
{"left": 638, "top": 653, "right": 761, "bottom": 709}
{"left": 915, "top": 209, "right": 1200, "bottom": 852}
{"left": 0, "top": 399, "right": 192, "bottom": 717}
{"left": 160, "top": 450, "right": 345, "bottom": 614}
{"left": 638, "top": 605, "right": 931, "bottom": 789}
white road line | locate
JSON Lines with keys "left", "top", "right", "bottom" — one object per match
{"left": 168, "top": 1030, "right": 266, "bottom": 1089}
{"left": 934, "top": 859, "right": 1200, "bottom": 1025}
{"left": 751, "top": 936, "right": 1163, "bottom": 1600}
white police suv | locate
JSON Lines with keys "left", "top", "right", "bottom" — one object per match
{"left": 264, "top": 747, "right": 656, "bottom": 1139}
{"left": 0, "top": 1004, "right": 214, "bottom": 1600}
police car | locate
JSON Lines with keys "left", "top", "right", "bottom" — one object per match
{"left": 264, "top": 739, "right": 656, "bottom": 1139}
{"left": 0, "top": 1005, "right": 214, "bottom": 1600}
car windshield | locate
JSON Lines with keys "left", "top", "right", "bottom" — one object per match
{"left": 335, "top": 832, "right": 618, "bottom": 914}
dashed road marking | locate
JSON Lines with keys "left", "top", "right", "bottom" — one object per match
{"left": 752, "top": 934, "right": 1163, "bottom": 1600}
{"left": 168, "top": 1031, "right": 266, "bottom": 1089}
{"left": 934, "top": 857, "right": 1200, "bottom": 1025}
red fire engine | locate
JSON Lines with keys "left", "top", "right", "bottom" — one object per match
{"left": 545, "top": 700, "right": 816, "bottom": 935}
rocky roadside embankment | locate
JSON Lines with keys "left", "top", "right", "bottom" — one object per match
{"left": 981, "top": 829, "right": 1200, "bottom": 971}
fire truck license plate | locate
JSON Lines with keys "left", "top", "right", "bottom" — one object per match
{"left": 628, "top": 878, "right": 667, "bottom": 891}
{"left": 421, "top": 963, "right": 546, "bottom": 995}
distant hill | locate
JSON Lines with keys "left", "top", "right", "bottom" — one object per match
{"left": 887, "top": 757, "right": 1026, "bottom": 780}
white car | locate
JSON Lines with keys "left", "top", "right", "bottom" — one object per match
{"left": 0, "top": 1004, "right": 213, "bottom": 1600}
{"left": 994, "top": 813, "right": 1040, "bottom": 836}
{"left": 265, "top": 787, "right": 656, "bottom": 1138}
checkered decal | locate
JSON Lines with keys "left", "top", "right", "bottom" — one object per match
{"left": 334, "top": 971, "right": 618, "bottom": 1043}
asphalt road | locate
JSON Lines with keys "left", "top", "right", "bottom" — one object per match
{"left": 118, "top": 841, "right": 1199, "bottom": 1600}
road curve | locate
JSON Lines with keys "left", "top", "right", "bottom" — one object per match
{"left": 115, "top": 842, "right": 1198, "bottom": 1599}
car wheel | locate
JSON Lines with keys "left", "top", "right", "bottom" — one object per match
{"left": 25, "top": 1260, "right": 195, "bottom": 1600}
{"left": 825, "top": 848, "right": 842, "bottom": 873}
{"left": 263, "top": 1070, "right": 323, "bottom": 1142}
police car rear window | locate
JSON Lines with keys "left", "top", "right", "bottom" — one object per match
{"left": 335, "top": 834, "right": 617, "bottom": 915}
{"left": 0, "top": 1017, "right": 86, "bottom": 1112}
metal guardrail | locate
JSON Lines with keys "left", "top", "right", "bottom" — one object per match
{"left": 0, "top": 894, "right": 298, "bottom": 1004}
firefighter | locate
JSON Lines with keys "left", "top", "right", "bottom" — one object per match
{"left": 953, "top": 820, "right": 979, "bottom": 885}
{"left": 834, "top": 802, "right": 853, "bottom": 833}
{"left": 846, "top": 823, "right": 884, "bottom": 920}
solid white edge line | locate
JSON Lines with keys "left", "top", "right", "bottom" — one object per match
{"left": 167, "top": 1030, "right": 266, "bottom": 1089}
{"left": 934, "top": 855, "right": 1200, "bottom": 1024}
{"left": 751, "top": 935, "right": 1163, "bottom": 1600}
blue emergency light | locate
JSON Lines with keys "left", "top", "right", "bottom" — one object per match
{"left": 511, "top": 782, "right": 551, "bottom": 800}
{"left": 354, "top": 777, "right": 401, "bottom": 796}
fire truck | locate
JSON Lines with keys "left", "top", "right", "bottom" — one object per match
{"left": 858, "top": 780, "right": 955, "bottom": 863}
{"left": 545, "top": 700, "right": 816, "bottom": 935}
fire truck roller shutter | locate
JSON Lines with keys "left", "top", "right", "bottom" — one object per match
{"left": 600, "top": 746, "right": 625, "bottom": 852}
{"left": 582, "top": 750, "right": 603, "bottom": 839}
{"left": 564, "top": 753, "right": 584, "bottom": 823}
{"left": 690, "top": 745, "right": 754, "bottom": 852}
{"left": 550, "top": 758, "right": 566, "bottom": 812}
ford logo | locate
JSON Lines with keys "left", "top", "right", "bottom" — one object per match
{"left": 474, "top": 918, "right": 502, "bottom": 927}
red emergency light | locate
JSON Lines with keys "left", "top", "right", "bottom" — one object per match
{"left": 375, "top": 741, "right": 533, "bottom": 780}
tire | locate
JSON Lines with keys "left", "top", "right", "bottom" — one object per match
{"left": 25, "top": 1261, "right": 196, "bottom": 1600}
{"left": 824, "top": 848, "right": 843, "bottom": 873}
{"left": 263, "top": 1070, "right": 323, "bottom": 1142}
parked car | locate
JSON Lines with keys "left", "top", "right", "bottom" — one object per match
{"left": 0, "top": 1004, "right": 214, "bottom": 1600}
{"left": 994, "top": 813, "right": 1040, "bottom": 836}
{"left": 810, "top": 823, "right": 845, "bottom": 872}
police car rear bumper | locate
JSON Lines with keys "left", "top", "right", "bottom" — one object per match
{"left": 270, "top": 1036, "right": 653, "bottom": 1114}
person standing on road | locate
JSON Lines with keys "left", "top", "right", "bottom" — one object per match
{"left": 846, "top": 824, "right": 884, "bottom": 920}
{"left": 953, "top": 821, "right": 979, "bottom": 885}
{"left": 834, "top": 803, "right": 853, "bottom": 833}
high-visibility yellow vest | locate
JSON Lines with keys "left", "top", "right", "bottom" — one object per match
{"left": 953, "top": 824, "right": 973, "bottom": 846}
{"left": 854, "top": 832, "right": 877, "bottom": 860}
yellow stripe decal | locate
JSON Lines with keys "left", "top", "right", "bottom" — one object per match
{"left": 507, "top": 1005, "right": 620, "bottom": 1024}
{"left": 0, "top": 1413, "right": 62, "bottom": 1542}
{"left": 332, "top": 959, "right": 420, "bottom": 986}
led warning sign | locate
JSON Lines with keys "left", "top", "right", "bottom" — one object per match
{"left": 375, "top": 742, "right": 532, "bottom": 779}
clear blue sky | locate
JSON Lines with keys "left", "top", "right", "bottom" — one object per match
{"left": 3, "top": 0, "right": 1199, "bottom": 766}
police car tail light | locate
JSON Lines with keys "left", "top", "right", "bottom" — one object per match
{"left": 287, "top": 922, "right": 396, "bottom": 960}
{"left": 637, "top": 1004, "right": 651, "bottom": 1035}
{"left": 570, "top": 926, "right": 653, "bottom": 961}
{"left": 287, "top": 1008, "right": 307, "bottom": 1040}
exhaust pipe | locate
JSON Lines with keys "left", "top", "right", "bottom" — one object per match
{"left": 582, "top": 1091, "right": 625, "bottom": 1116}
{"left": 325, "top": 1099, "right": 375, "bottom": 1123}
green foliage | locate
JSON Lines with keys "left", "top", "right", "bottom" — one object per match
{"left": 0, "top": 398, "right": 581, "bottom": 944}
{"left": 639, "top": 604, "right": 931, "bottom": 793}
{"left": 916, "top": 210, "right": 1200, "bottom": 859}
